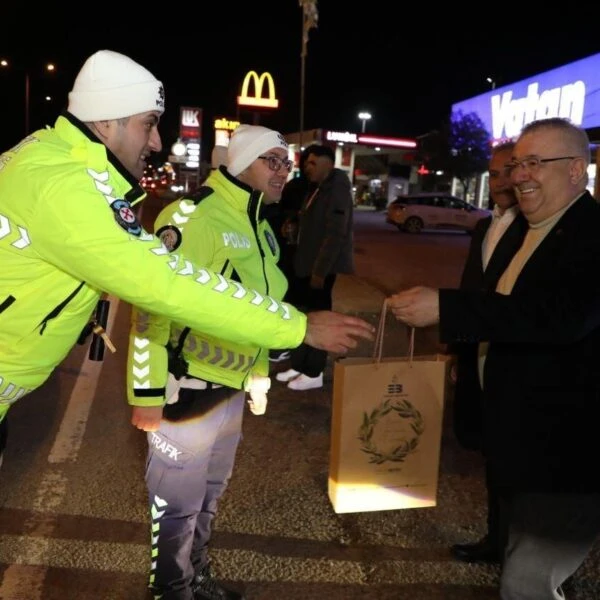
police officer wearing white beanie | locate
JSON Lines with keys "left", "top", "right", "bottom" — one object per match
{"left": 0, "top": 44, "right": 375, "bottom": 600}
{"left": 131, "top": 124, "right": 294, "bottom": 600}
{"left": 68, "top": 49, "right": 165, "bottom": 180}
{"left": 226, "top": 124, "right": 289, "bottom": 176}
{"left": 68, "top": 49, "right": 165, "bottom": 121}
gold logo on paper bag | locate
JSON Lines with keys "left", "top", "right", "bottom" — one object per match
{"left": 357, "top": 399, "right": 424, "bottom": 465}
{"left": 237, "top": 70, "right": 279, "bottom": 109}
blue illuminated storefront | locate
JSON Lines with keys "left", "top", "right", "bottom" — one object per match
{"left": 451, "top": 52, "right": 600, "bottom": 204}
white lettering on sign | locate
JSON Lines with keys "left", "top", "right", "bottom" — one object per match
{"left": 182, "top": 109, "right": 200, "bottom": 127}
{"left": 326, "top": 131, "right": 358, "bottom": 143}
{"left": 222, "top": 232, "right": 251, "bottom": 248}
{"left": 491, "top": 81, "right": 586, "bottom": 140}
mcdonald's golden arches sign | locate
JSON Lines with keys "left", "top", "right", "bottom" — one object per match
{"left": 237, "top": 70, "right": 279, "bottom": 109}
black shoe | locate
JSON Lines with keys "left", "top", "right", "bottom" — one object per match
{"left": 450, "top": 537, "right": 501, "bottom": 564}
{"left": 269, "top": 349, "right": 291, "bottom": 363}
{"left": 193, "top": 564, "right": 245, "bottom": 600}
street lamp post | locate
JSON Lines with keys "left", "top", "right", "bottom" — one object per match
{"left": 298, "top": 0, "right": 318, "bottom": 150}
{"left": 1, "top": 60, "right": 55, "bottom": 136}
{"left": 486, "top": 76, "right": 496, "bottom": 90}
{"left": 358, "top": 111, "right": 372, "bottom": 133}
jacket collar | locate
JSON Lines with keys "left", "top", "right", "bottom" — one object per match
{"left": 55, "top": 112, "right": 146, "bottom": 204}
{"left": 208, "top": 166, "right": 264, "bottom": 219}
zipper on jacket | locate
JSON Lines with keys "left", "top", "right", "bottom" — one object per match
{"left": 0, "top": 295, "right": 16, "bottom": 315}
{"left": 38, "top": 282, "right": 86, "bottom": 335}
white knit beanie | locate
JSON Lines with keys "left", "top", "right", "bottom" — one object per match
{"left": 227, "top": 125, "right": 289, "bottom": 176}
{"left": 68, "top": 50, "right": 165, "bottom": 121}
{"left": 211, "top": 145, "right": 228, "bottom": 169}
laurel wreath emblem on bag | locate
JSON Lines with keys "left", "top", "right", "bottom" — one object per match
{"left": 358, "top": 398, "right": 425, "bottom": 464}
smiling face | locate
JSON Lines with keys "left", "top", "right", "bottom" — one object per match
{"left": 488, "top": 145, "right": 517, "bottom": 212}
{"left": 100, "top": 110, "right": 162, "bottom": 180}
{"left": 236, "top": 146, "right": 291, "bottom": 204}
{"left": 510, "top": 126, "right": 587, "bottom": 224}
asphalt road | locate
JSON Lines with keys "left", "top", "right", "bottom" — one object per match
{"left": 0, "top": 205, "right": 598, "bottom": 599}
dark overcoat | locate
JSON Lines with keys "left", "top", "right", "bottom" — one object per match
{"left": 441, "top": 192, "right": 600, "bottom": 492}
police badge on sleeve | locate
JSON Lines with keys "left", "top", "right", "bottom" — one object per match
{"left": 112, "top": 199, "right": 142, "bottom": 236}
{"left": 155, "top": 224, "right": 182, "bottom": 251}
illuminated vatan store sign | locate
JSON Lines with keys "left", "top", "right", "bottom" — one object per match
{"left": 452, "top": 52, "right": 600, "bottom": 141}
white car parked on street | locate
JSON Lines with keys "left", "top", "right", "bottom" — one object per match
{"left": 386, "top": 193, "right": 491, "bottom": 234}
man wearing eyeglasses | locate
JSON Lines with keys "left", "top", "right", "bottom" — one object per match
{"left": 387, "top": 117, "right": 600, "bottom": 599}
{"left": 126, "top": 125, "right": 320, "bottom": 600}
{"left": 276, "top": 144, "right": 355, "bottom": 391}
{"left": 449, "top": 141, "right": 528, "bottom": 567}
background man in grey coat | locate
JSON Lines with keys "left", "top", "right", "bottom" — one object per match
{"left": 276, "top": 144, "right": 355, "bottom": 390}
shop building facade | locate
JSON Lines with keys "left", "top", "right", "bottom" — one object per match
{"left": 285, "top": 129, "right": 417, "bottom": 205}
{"left": 451, "top": 51, "right": 600, "bottom": 205}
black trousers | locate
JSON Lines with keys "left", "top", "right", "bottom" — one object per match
{"left": 486, "top": 462, "right": 509, "bottom": 557}
{"left": 289, "top": 274, "right": 337, "bottom": 377}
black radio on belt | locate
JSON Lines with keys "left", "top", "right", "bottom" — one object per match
{"left": 77, "top": 299, "right": 111, "bottom": 361}
{"left": 89, "top": 299, "right": 110, "bottom": 361}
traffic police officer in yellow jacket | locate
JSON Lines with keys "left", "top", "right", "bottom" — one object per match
{"left": 127, "top": 125, "right": 294, "bottom": 600}
{"left": 0, "top": 52, "right": 373, "bottom": 467}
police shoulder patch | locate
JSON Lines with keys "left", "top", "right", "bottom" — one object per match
{"left": 156, "top": 225, "right": 182, "bottom": 252}
{"left": 112, "top": 199, "right": 141, "bottom": 236}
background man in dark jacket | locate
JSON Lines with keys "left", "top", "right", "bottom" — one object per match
{"left": 265, "top": 147, "right": 313, "bottom": 363}
{"left": 449, "top": 141, "right": 528, "bottom": 565}
{"left": 388, "top": 117, "right": 600, "bottom": 600}
{"left": 276, "top": 144, "right": 354, "bottom": 390}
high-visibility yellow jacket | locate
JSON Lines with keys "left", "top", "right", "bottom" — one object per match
{"left": 0, "top": 114, "right": 306, "bottom": 421}
{"left": 127, "top": 167, "right": 288, "bottom": 404}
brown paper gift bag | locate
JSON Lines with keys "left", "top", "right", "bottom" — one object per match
{"left": 328, "top": 303, "right": 449, "bottom": 514}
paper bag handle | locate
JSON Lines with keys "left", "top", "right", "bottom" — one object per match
{"left": 373, "top": 299, "right": 415, "bottom": 364}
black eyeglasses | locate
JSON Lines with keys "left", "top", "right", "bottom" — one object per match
{"left": 507, "top": 156, "right": 577, "bottom": 175}
{"left": 258, "top": 155, "right": 294, "bottom": 173}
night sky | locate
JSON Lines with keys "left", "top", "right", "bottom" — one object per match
{"left": 2, "top": 7, "right": 599, "bottom": 160}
